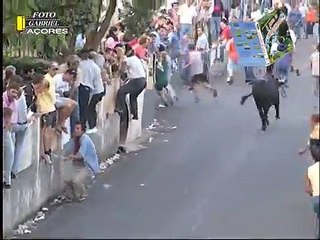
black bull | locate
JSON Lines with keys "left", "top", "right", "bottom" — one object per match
{"left": 240, "top": 76, "right": 280, "bottom": 131}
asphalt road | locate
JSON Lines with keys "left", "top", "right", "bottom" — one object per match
{"left": 26, "top": 39, "right": 318, "bottom": 239}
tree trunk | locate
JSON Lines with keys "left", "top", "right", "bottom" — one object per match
{"left": 84, "top": 0, "right": 117, "bottom": 51}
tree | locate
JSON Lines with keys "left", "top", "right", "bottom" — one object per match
{"left": 83, "top": 0, "right": 117, "bottom": 51}
{"left": 118, "top": 0, "right": 153, "bottom": 37}
{"left": 3, "top": 0, "right": 69, "bottom": 59}
{"left": 3, "top": 0, "right": 117, "bottom": 58}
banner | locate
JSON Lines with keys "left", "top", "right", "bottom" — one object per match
{"left": 230, "top": 21, "right": 269, "bottom": 67}
{"left": 257, "top": 9, "right": 294, "bottom": 65}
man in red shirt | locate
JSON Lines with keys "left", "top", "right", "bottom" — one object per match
{"left": 132, "top": 35, "right": 149, "bottom": 61}
{"left": 220, "top": 18, "right": 231, "bottom": 41}
{"left": 217, "top": 18, "right": 231, "bottom": 63}
{"left": 128, "top": 37, "right": 138, "bottom": 48}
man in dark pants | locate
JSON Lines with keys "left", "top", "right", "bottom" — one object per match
{"left": 78, "top": 49, "right": 104, "bottom": 133}
{"left": 115, "top": 45, "right": 146, "bottom": 120}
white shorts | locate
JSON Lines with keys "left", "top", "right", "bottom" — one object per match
{"left": 55, "top": 97, "right": 70, "bottom": 108}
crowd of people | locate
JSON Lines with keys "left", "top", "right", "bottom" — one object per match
{"left": 2, "top": 0, "right": 319, "bottom": 208}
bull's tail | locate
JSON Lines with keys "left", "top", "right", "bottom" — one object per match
{"left": 240, "top": 93, "right": 253, "bottom": 105}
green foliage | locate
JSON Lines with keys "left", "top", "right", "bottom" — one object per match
{"left": 4, "top": 57, "right": 50, "bottom": 75}
{"left": 3, "top": 0, "right": 105, "bottom": 59}
{"left": 118, "top": 0, "right": 153, "bottom": 37}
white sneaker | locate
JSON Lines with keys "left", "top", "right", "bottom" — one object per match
{"left": 86, "top": 127, "right": 98, "bottom": 134}
{"left": 43, "top": 154, "right": 53, "bottom": 165}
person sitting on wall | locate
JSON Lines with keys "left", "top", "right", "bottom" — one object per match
{"left": 62, "top": 121, "right": 100, "bottom": 202}
{"left": 32, "top": 68, "right": 58, "bottom": 165}
{"left": 58, "top": 55, "right": 83, "bottom": 134}
{"left": 54, "top": 69, "right": 78, "bottom": 134}
{"left": 114, "top": 44, "right": 147, "bottom": 120}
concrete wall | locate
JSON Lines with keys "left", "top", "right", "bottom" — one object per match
{"left": 16, "top": 120, "right": 41, "bottom": 173}
{"left": 3, "top": 77, "right": 147, "bottom": 237}
{"left": 126, "top": 90, "right": 146, "bottom": 143}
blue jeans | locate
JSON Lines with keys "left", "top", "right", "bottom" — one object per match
{"left": 3, "top": 130, "right": 14, "bottom": 185}
{"left": 210, "top": 16, "right": 221, "bottom": 41}
{"left": 227, "top": 58, "right": 237, "bottom": 78}
{"left": 277, "top": 67, "right": 289, "bottom": 84}
{"left": 294, "top": 23, "right": 302, "bottom": 39}
{"left": 179, "top": 24, "right": 193, "bottom": 40}
{"left": 70, "top": 104, "right": 80, "bottom": 135}
{"left": 301, "top": 17, "right": 307, "bottom": 38}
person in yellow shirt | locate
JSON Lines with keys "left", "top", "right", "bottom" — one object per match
{"left": 33, "top": 62, "right": 58, "bottom": 164}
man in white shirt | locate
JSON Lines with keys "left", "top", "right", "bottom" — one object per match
{"left": 299, "top": 2, "right": 308, "bottom": 38}
{"left": 86, "top": 51, "right": 105, "bottom": 133}
{"left": 78, "top": 49, "right": 104, "bottom": 133}
{"left": 54, "top": 69, "right": 77, "bottom": 133}
{"left": 115, "top": 45, "right": 146, "bottom": 120}
{"left": 288, "top": 27, "right": 300, "bottom": 76}
{"left": 188, "top": 43, "right": 217, "bottom": 102}
{"left": 177, "top": 0, "right": 198, "bottom": 40}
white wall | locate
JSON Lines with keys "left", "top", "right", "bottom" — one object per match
{"left": 17, "top": 120, "right": 40, "bottom": 173}
{"left": 125, "top": 90, "right": 146, "bottom": 143}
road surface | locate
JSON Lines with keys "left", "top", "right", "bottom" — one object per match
{"left": 26, "top": 39, "right": 318, "bottom": 239}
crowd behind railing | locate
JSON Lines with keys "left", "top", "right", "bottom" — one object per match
{"left": 2, "top": 0, "right": 319, "bottom": 197}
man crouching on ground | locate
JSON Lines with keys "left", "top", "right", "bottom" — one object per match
{"left": 62, "top": 121, "right": 100, "bottom": 202}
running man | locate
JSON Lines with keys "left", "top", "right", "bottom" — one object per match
{"left": 188, "top": 43, "right": 217, "bottom": 102}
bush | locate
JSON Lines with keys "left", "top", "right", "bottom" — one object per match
{"left": 3, "top": 57, "right": 50, "bottom": 75}
{"left": 118, "top": 0, "right": 153, "bottom": 37}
